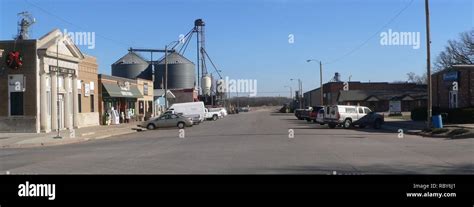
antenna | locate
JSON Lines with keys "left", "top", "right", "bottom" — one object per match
{"left": 16, "top": 11, "right": 36, "bottom": 40}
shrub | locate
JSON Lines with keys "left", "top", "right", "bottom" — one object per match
{"left": 411, "top": 107, "right": 474, "bottom": 124}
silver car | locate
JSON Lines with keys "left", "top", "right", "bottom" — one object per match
{"left": 139, "top": 114, "right": 193, "bottom": 130}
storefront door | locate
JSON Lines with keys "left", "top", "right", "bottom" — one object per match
{"left": 449, "top": 91, "right": 458, "bottom": 109}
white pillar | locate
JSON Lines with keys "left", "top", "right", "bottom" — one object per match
{"left": 40, "top": 72, "right": 48, "bottom": 132}
{"left": 64, "top": 75, "right": 72, "bottom": 129}
{"left": 51, "top": 71, "right": 58, "bottom": 131}
{"left": 73, "top": 75, "right": 79, "bottom": 128}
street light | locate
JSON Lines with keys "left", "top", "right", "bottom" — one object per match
{"left": 284, "top": 85, "right": 292, "bottom": 99}
{"left": 290, "top": 78, "right": 302, "bottom": 109}
{"left": 307, "top": 59, "right": 324, "bottom": 106}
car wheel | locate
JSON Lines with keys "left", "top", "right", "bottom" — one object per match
{"left": 177, "top": 122, "right": 185, "bottom": 129}
{"left": 320, "top": 123, "right": 325, "bottom": 125}
{"left": 343, "top": 119, "right": 352, "bottom": 129}
{"left": 212, "top": 115, "right": 218, "bottom": 121}
{"left": 306, "top": 119, "right": 311, "bottom": 122}
{"left": 147, "top": 124, "right": 155, "bottom": 130}
{"left": 328, "top": 123, "right": 336, "bottom": 129}
{"left": 374, "top": 119, "right": 382, "bottom": 129}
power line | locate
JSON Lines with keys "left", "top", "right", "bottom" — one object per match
{"left": 23, "top": 0, "right": 132, "bottom": 47}
{"left": 325, "top": 0, "right": 415, "bottom": 65}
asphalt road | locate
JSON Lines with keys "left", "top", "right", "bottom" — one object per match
{"left": 0, "top": 108, "right": 472, "bottom": 174}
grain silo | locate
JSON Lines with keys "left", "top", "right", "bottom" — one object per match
{"left": 111, "top": 51, "right": 151, "bottom": 80}
{"left": 154, "top": 52, "right": 195, "bottom": 89}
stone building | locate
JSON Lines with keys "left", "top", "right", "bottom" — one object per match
{"left": 0, "top": 29, "right": 99, "bottom": 133}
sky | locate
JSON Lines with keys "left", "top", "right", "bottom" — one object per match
{"left": 1, "top": 0, "right": 473, "bottom": 97}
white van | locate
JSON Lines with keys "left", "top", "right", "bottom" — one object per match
{"left": 324, "top": 105, "right": 373, "bottom": 129}
{"left": 167, "top": 102, "right": 205, "bottom": 123}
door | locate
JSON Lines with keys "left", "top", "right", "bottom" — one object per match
{"left": 449, "top": 91, "right": 458, "bottom": 108}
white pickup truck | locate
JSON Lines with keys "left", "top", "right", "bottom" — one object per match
{"left": 204, "top": 108, "right": 222, "bottom": 121}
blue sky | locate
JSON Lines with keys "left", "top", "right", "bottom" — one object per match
{"left": 1, "top": 0, "right": 472, "bottom": 97}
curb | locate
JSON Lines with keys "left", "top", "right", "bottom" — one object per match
{"left": 1, "top": 128, "right": 137, "bottom": 149}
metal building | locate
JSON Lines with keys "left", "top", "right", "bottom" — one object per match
{"left": 154, "top": 52, "right": 195, "bottom": 89}
{"left": 111, "top": 51, "right": 151, "bottom": 80}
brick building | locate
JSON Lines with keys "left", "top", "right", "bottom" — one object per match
{"left": 77, "top": 55, "right": 100, "bottom": 127}
{"left": 304, "top": 81, "right": 427, "bottom": 112}
{"left": 432, "top": 64, "right": 474, "bottom": 109}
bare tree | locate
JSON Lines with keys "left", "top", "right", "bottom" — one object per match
{"left": 406, "top": 72, "right": 427, "bottom": 84}
{"left": 434, "top": 29, "right": 474, "bottom": 71}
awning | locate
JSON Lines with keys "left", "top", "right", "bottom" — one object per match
{"left": 154, "top": 89, "right": 176, "bottom": 99}
{"left": 102, "top": 83, "right": 143, "bottom": 98}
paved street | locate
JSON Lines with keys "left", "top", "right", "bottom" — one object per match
{"left": 0, "top": 108, "right": 472, "bottom": 174}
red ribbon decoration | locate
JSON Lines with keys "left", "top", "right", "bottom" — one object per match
{"left": 6, "top": 51, "right": 23, "bottom": 70}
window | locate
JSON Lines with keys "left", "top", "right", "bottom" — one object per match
{"left": 139, "top": 101, "right": 144, "bottom": 114}
{"left": 346, "top": 108, "right": 356, "bottom": 113}
{"left": 78, "top": 94, "right": 82, "bottom": 113}
{"left": 364, "top": 108, "right": 372, "bottom": 114}
{"left": 90, "top": 95, "right": 95, "bottom": 112}
{"left": 358, "top": 107, "right": 364, "bottom": 114}
{"left": 143, "top": 83, "right": 148, "bottom": 96}
{"left": 10, "top": 92, "right": 24, "bottom": 116}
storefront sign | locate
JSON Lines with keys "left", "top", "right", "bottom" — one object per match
{"left": 443, "top": 71, "right": 458, "bottom": 81}
{"left": 389, "top": 100, "right": 401, "bottom": 114}
{"left": 50, "top": 66, "right": 75, "bottom": 75}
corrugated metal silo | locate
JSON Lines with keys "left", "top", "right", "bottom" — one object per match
{"left": 154, "top": 52, "right": 195, "bottom": 89}
{"left": 111, "top": 51, "right": 151, "bottom": 80}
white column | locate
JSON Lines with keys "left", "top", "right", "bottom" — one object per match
{"left": 64, "top": 75, "right": 72, "bottom": 129}
{"left": 40, "top": 72, "right": 48, "bottom": 132}
{"left": 51, "top": 71, "right": 58, "bottom": 131}
{"left": 72, "top": 75, "right": 79, "bottom": 128}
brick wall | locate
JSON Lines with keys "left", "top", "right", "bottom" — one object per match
{"left": 0, "top": 40, "right": 38, "bottom": 117}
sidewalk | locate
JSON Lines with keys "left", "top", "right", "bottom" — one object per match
{"left": 0, "top": 123, "right": 140, "bottom": 148}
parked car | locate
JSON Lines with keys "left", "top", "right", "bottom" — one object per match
{"left": 294, "top": 109, "right": 305, "bottom": 120}
{"left": 295, "top": 107, "right": 313, "bottom": 120}
{"left": 315, "top": 108, "right": 325, "bottom": 125}
{"left": 238, "top": 106, "right": 250, "bottom": 112}
{"left": 353, "top": 111, "right": 385, "bottom": 129}
{"left": 167, "top": 102, "right": 205, "bottom": 123}
{"left": 205, "top": 108, "right": 223, "bottom": 121}
{"left": 324, "top": 105, "right": 382, "bottom": 129}
{"left": 139, "top": 114, "right": 193, "bottom": 130}
{"left": 308, "top": 106, "right": 324, "bottom": 122}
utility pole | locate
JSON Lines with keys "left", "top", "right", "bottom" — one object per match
{"left": 165, "top": 45, "right": 169, "bottom": 109}
{"left": 319, "top": 61, "right": 323, "bottom": 106}
{"left": 425, "top": 0, "right": 432, "bottom": 129}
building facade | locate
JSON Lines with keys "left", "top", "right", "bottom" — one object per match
{"left": 0, "top": 29, "right": 85, "bottom": 133}
{"left": 303, "top": 81, "right": 427, "bottom": 112}
{"left": 98, "top": 74, "right": 143, "bottom": 125}
{"left": 136, "top": 78, "right": 154, "bottom": 121}
{"left": 432, "top": 65, "right": 474, "bottom": 109}
{"left": 77, "top": 55, "right": 100, "bottom": 127}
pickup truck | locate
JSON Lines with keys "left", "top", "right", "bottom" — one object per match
{"left": 204, "top": 108, "right": 222, "bottom": 121}
{"left": 295, "top": 107, "right": 313, "bottom": 120}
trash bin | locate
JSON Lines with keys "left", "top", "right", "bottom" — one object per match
{"left": 432, "top": 114, "right": 443, "bottom": 128}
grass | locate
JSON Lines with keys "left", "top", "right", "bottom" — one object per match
{"left": 448, "top": 128, "right": 469, "bottom": 136}
{"left": 431, "top": 128, "right": 449, "bottom": 134}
